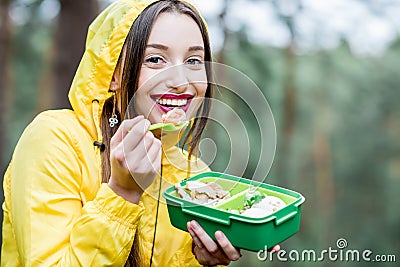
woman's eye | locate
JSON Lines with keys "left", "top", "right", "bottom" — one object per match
{"left": 144, "top": 56, "right": 164, "bottom": 65}
{"left": 186, "top": 58, "right": 204, "bottom": 71}
{"left": 186, "top": 58, "right": 203, "bottom": 65}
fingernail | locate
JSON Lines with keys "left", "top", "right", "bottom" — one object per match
{"left": 215, "top": 231, "right": 223, "bottom": 239}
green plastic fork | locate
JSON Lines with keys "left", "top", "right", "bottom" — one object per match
{"left": 148, "top": 121, "right": 190, "bottom": 131}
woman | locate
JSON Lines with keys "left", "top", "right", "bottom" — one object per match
{"left": 1, "top": 0, "right": 244, "bottom": 266}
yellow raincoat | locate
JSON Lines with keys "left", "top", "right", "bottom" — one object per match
{"left": 2, "top": 0, "right": 211, "bottom": 266}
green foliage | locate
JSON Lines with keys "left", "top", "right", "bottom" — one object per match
{"left": 209, "top": 33, "right": 400, "bottom": 267}
{"left": 4, "top": 1, "right": 54, "bottom": 164}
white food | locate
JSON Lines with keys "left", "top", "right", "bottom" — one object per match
{"left": 253, "top": 196, "right": 286, "bottom": 211}
{"left": 162, "top": 108, "right": 187, "bottom": 125}
{"left": 241, "top": 208, "right": 273, "bottom": 218}
{"left": 241, "top": 195, "right": 286, "bottom": 218}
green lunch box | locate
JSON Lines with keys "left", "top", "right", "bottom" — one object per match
{"left": 162, "top": 171, "right": 305, "bottom": 252}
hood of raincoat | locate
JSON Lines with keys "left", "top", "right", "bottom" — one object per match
{"left": 68, "top": 0, "right": 152, "bottom": 142}
{"left": 68, "top": 0, "right": 207, "bottom": 144}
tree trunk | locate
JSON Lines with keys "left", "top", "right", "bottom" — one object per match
{"left": 216, "top": 0, "right": 229, "bottom": 64}
{"left": 277, "top": 19, "right": 297, "bottom": 185}
{"left": 312, "top": 54, "right": 335, "bottom": 245}
{"left": 282, "top": 44, "right": 296, "bottom": 143}
{"left": 46, "top": 0, "right": 99, "bottom": 109}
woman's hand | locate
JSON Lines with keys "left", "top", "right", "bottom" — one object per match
{"left": 108, "top": 116, "right": 162, "bottom": 203}
{"left": 187, "top": 220, "right": 241, "bottom": 265}
{"left": 187, "top": 220, "right": 280, "bottom": 265}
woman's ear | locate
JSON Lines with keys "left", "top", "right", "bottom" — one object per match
{"left": 109, "top": 68, "right": 121, "bottom": 92}
{"left": 110, "top": 48, "right": 126, "bottom": 92}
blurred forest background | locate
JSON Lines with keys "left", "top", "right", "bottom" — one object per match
{"left": 0, "top": 0, "right": 399, "bottom": 266}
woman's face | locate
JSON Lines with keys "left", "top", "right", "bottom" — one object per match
{"left": 134, "top": 12, "right": 208, "bottom": 124}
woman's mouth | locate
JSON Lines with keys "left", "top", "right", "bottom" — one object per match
{"left": 152, "top": 93, "right": 193, "bottom": 113}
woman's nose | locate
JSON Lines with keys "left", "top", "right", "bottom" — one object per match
{"left": 165, "top": 64, "right": 189, "bottom": 93}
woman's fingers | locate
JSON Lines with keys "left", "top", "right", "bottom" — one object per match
{"left": 142, "top": 135, "right": 161, "bottom": 172}
{"left": 111, "top": 119, "right": 149, "bottom": 169}
{"left": 187, "top": 222, "right": 204, "bottom": 249}
{"left": 109, "top": 115, "right": 162, "bottom": 193}
{"left": 188, "top": 220, "right": 218, "bottom": 253}
{"left": 121, "top": 119, "right": 151, "bottom": 150}
{"left": 187, "top": 221, "right": 231, "bottom": 265}
{"left": 147, "top": 136, "right": 162, "bottom": 163}
{"left": 124, "top": 131, "right": 159, "bottom": 165}
{"left": 188, "top": 221, "right": 241, "bottom": 261}
{"left": 110, "top": 115, "right": 144, "bottom": 147}
{"left": 214, "top": 230, "right": 241, "bottom": 261}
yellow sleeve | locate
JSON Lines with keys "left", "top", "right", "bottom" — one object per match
{"left": 10, "top": 114, "right": 144, "bottom": 266}
{"left": 179, "top": 238, "right": 202, "bottom": 266}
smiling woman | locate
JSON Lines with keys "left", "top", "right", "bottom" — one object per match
{"left": 134, "top": 12, "right": 208, "bottom": 123}
{"left": 1, "top": 1, "right": 243, "bottom": 267}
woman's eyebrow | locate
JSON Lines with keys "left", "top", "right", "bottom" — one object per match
{"left": 147, "top": 43, "right": 169, "bottom": 50}
{"left": 188, "top": 46, "right": 204, "bottom": 52}
{"left": 146, "top": 43, "right": 204, "bottom": 52}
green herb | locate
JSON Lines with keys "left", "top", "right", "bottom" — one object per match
{"left": 246, "top": 194, "right": 265, "bottom": 208}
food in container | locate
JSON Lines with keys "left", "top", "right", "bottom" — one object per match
{"left": 163, "top": 172, "right": 305, "bottom": 251}
{"left": 174, "top": 181, "right": 231, "bottom": 205}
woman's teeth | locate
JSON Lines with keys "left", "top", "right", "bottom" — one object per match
{"left": 156, "top": 98, "right": 188, "bottom": 107}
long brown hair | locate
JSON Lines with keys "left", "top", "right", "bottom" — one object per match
{"left": 100, "top": 1, "right": 212, "bottom": 265}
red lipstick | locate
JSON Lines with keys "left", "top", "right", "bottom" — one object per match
{"left": 152, "top": 93, "right": 193, "bottom": 100}
{"left": 152, "top": 93, "right": 194, "bottom": 113}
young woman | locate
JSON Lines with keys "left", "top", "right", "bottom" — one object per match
{"left": 1, "top": 0, "right": 249, "bottom": 266}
